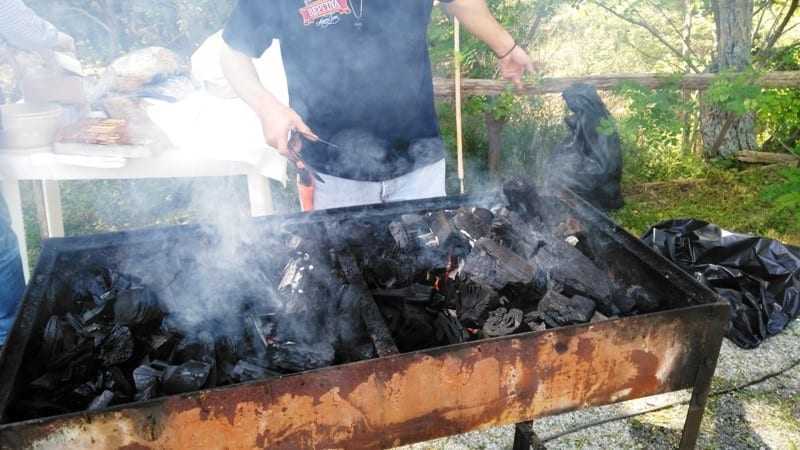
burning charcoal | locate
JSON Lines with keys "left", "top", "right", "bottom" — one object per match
{"left": 98, "top": 325, "right": 134, "bottom": 367}
{"left": 627, "top": 285, "right": 660, "bottom": 313}
{"left": 88, "top": 390, "right": 115, "bottom": 411}
{"left": 271, "top": 342, "right": 335, "bottom": 373}
{"left": 388, "top": 214, "right": 440, "bottom": 250}
{"left": 453, "top": 207, "right": 493, "bottom": 241}
{"left": 482, "top": 308, "right": 524, "bottom": 337}
{"left": 462, "top": 238, "right": 535, "bottom": 290}
{"left": 434, "top": 310, "right": 470, "bottom": 345}
{"left": 161, "top": 361, "right": 212, "bottom": 395}
{"left": 231, "top": 359, "right": 281, "bottom": 382}
{"left": 457, "top": 283, "right": 501, "bottom": 328}
{"left": 538, "top": 291, "right": 596, "bottom": 327}
{"left": 113, "top": 287, "right": 163, "bottom": 327}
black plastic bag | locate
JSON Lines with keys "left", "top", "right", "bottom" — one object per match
{"left": 641, "top": 219, "right": 800, "bottom": 348}
{"left": 546, "top": 84, "right": 623, "bottom": 211}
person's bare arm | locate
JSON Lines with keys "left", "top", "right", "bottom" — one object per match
{"left": 220, "top": 43, "right": 316, "bottom": 156}
{"left": 443, "top": 0, "right": 534, "bottom": 87}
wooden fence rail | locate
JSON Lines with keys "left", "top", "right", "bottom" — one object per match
{"left": 433, "top": 70, "right": 800, "bottom": 97}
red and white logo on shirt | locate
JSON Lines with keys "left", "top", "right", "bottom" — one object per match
{"left": 299, "top": 0, "right": 351, "bottom": 26}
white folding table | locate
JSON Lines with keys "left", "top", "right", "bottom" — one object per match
{"left": 0, "top": 148, "right": 277, "bottom": 280}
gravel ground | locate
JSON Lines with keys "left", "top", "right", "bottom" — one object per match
{"left": 395, "top": 320, "right": 800, "bottom": 450}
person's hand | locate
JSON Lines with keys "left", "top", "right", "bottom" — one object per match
{"left": 258, "top": 103, "right": 318, "bottom": 157}
{"left": 498, "top": 44, "right": 535, "bottom": 89}
{"left": 55, "top": 32, "right": 76, "bottom": 53}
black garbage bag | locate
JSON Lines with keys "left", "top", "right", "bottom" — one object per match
{"left": 546, "top": 83, "right": 623, "bottom": 211}
{"left": 642, "top": 219, "right": 800, "bottom": 348}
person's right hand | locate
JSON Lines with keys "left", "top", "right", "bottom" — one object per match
{"left": 258, "top": 103, "right": 318, "bottom": 157}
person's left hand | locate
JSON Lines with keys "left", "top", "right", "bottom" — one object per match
{"left": 55, "top": 32, "right": 76, "bottom": 53}
{"left": 499, "top": 45, "right": 535, "bottom": 89}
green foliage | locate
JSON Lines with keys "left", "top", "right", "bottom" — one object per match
{"left": 614, "top": 166, "right": 800, "bottom": 245}
{"left": 762, "top": 168, "right": 800, "bottom": 222}
{"left": 610, "top": 81, "right": 706, "bottom": 181}
{"left": 705, "top": 70, "right": 763, "bottom": 115}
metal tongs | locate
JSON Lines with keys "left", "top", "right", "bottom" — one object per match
{"left": 288, "top": 130, "right": 334, "bottom": 185}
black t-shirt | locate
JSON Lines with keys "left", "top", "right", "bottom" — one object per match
{"left": 223, "top": 0, "right": 448, "bottom": 181}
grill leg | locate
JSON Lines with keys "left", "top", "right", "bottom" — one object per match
{"left": 679, "top": 352, "right": 722, "bottom": 449}
{"left": 513, "top": 421, "right": 546, "bottom": 450}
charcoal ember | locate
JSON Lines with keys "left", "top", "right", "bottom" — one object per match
{"left": 482, "top": 308, "right": 524, "bottom": 337}
{"left": 88, "top": 390, "right": 115, "bottom": 411}
{"left": 453, "top": 207, "right": 493, "bottom": 241}
{"left": 362, "top": 252, "right": 417, "bottom": 289}
{"left": 161, "top": 361, "right": 212, "bottom": 395}
{"left": 462, "top": 238, "right": 535, "bottom": 290}
{"left": 98, "top": 325, "right": 134, "bottom": 367}
{"left": 270, "top": 342, "right": 335, "bottom": 373}
{"left": 113, "top": 287, "right": 163, "bottom": 327}
{"left": 627, "top": 285, "right": 660, "bottom": 313}
{"left": 434, "top": 310, "right": 470, "bottom": 345}
{"left": 538, "top": 291, "right": 596, "bottom": 327}
{"left": 457, "top": 283, "right": 501, "bottom": 328}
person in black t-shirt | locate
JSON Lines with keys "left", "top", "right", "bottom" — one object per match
{"left": 221, "top": 0, "right": 534, "bottom": 210}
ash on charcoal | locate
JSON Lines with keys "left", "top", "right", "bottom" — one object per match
{"left": 483, "top": 307, "right": 525, "bottom": 337}
{"left": 538, "top": 290, "right": 596, "bottom": 328}
{"left": 462, "top": 238, "right": 535, "bottom": 290}
{"left": 453, "top": 207, "right": 494, "bottom": 241}
{"left": 98, "top": 325, "right": 134, "bottom": 367}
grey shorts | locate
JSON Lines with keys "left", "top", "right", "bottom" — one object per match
{"left": 313, "top": 159, "right": 446, "bottom": 210}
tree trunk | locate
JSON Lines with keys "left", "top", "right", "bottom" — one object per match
{"left": 701, "top": 0, "right": 757, "bottom": 158}
{"left": 485, "top": 113, "right": 507, "bottom": 178}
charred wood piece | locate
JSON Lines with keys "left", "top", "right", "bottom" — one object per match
{"left": 538, "top": 290, "right": 596, "bottom": 327}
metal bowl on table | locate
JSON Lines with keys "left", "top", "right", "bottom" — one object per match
{"left": 0, "top": 103, "right": 64, "bottom": 150}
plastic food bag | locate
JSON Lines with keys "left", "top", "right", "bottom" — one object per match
{"left": 546, "top": 84, "right": 623, "bottom": 211}
{"left": 642, "top": 219, "right": 800, "bottom": 349}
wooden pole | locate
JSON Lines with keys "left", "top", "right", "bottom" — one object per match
{"left": 433, "top": 70, "right": 800, "bottom": 98}
{"left": 454, "top": 19, "right": 465, "bottom": 194}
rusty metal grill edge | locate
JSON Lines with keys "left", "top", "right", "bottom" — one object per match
{"left": 0, "top": 189, "right": 729, "bottom": 449}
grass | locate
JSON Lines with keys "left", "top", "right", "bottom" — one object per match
{"left": 613, "top": 165, "right": 800, "bottom": 246}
